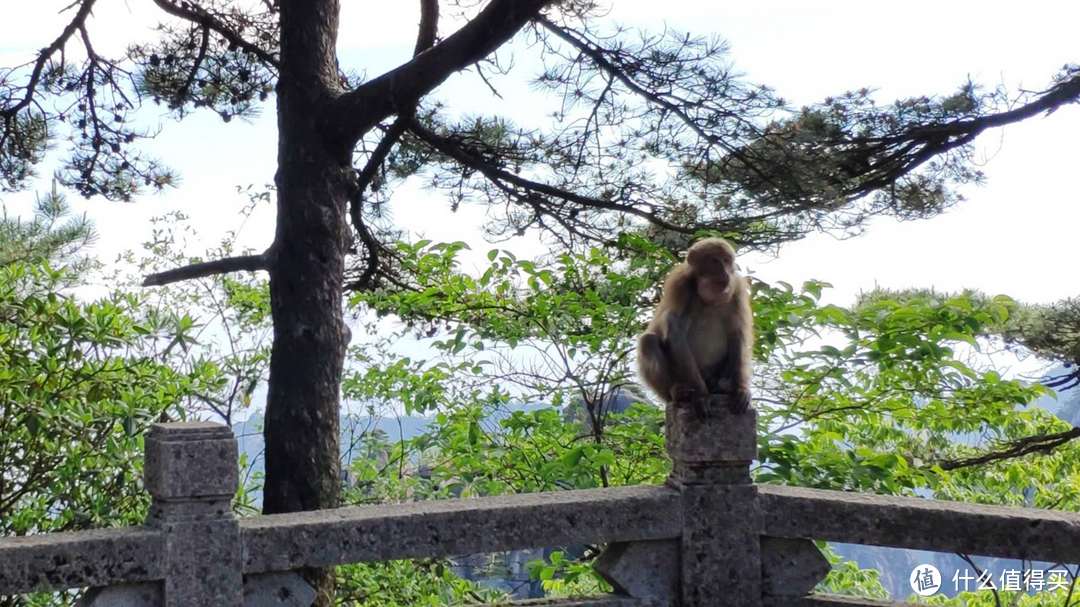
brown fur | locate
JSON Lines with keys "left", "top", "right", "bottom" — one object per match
{"left": 637, "top": 238, "right": 753, "bottom": 414}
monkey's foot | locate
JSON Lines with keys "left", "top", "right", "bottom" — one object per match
{"left": 670, "top": 384, "right": 699, "bottom": 404}
{"left": 705, "top": 389, "right": 752, "bottom": 414}
{"left": 729, "top": 388, "right": 752, "bottom": 414}
{"left": 670, "top": 385, "right": 709, "bottom": 418}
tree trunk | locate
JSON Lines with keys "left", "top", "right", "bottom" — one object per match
{"left": 263, "top": 138, "right": 350, "bottom": 606}
{"left": 263, "top": 0, "right": 346, "bottom": 516}
{"left": 263, "top": 0, "right": 348, "bottom": 603}
{"left": 263, "top": 151, "right": 350, "bottom": 515}
{"left": 257, "top": 2, "right": 551, "bottom": 603}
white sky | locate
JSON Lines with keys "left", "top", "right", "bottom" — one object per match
{"left": 1, "top": 1, "right": 1078, "bottom": 306}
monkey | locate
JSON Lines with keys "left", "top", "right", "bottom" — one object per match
{"left": 637, "top": 237, "right": 753, "bottom": 416}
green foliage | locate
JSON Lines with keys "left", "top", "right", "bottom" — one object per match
{"left": 0, "top": 202, "right": 221, "bottom": 547}
{"left": 0, "top": 184, "right": 95, "bottom": 272}
{"left": 814, "top": 544, "right": 890, "bottom": 600}
{"left": 993, "top": 294, "right": 1080, "bottom": 392}
{"left": 410, "top": 402, "right": 666, "bottom": 498}
{"left": 351, "top": 234, "right": 673, "bottom": 413}
{"left": 334, "top": 560, "right": 505, "bottom": 606}
{"left": 526, "top": 550, "right": 611, "bottom": 598}
{"left": 0, "top": 260, "right": 216, "bottom": 537}
{"left": 756, "top": 290, "right": 1058, "bottom": 498}
{"left": 3, "top": 221, "right": 1075, "bottom": 604}
{"left": 0, "top": 209, "right": 268, "bottom": 605}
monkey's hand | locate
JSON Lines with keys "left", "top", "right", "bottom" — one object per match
{"left": 729, "top": 387, "right": 752, "bottom": 414}
{"left": 706, "top": 378, "right": 752, "bottom": 414}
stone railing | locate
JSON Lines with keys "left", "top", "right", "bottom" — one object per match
{"left": 3, "top": 404, "right": 1080, "bottom": 606}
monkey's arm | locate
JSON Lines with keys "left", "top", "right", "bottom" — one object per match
{"left": 659, "top": 311, "right": 710, "bottom": 396}
{"left": 714, "top": 278, "right": 753, "bottom": 411}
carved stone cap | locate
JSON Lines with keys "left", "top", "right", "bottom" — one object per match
{"left": 148, "top": 421, "right": 234, "bottom": 440}
{"left": 144, "top": 422, "right": 238, "bottom": 502}
{"left": 665, "top": 399, "right": 757, "bottom": 468}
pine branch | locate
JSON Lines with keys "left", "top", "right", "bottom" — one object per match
{"left": 0, "top": 0, "right": 98, "bottom": 118}
{"left": 329, "top": 0, "right": 554, "bottom": 146}
{"left": 405, "top": 117, "right": 695, "bottom": 235}
{"left": 142, "top": 253, "right": 268, "bottom": 287}
{"left": 353, "top": 0, "right": 440, "bottom": 196}
{"left": 348, "top": 0, "right": 440, "bottom": 291}
{"left": 150, "top": 0, "right": 279, "bottom": 68}
{"left": 535, "top": 16, "right": 785, "bottom": 194}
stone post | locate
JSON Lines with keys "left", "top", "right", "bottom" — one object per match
{"left": 667, "top": 397, "right": 761, "bottom": 606}
{"left": 144, "top": 421, "right": 243, "bottom": 606}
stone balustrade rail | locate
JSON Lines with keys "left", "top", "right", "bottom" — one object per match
{"left": 2, "top": 402, "right": 1076, "bottom": 606}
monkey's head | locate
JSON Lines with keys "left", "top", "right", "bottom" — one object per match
{"left": 686, "top": 238, "right": 738, "bottom": 304}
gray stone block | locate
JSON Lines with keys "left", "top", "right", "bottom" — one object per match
{"left": 665, "top": 403, "right": 757, "bottom": 462}
{"left": 761, "top": 537, "right": 829, "bottom": 598}
{"left": 78, "top": 583, "right": 161, "bottom": 606}
{"left": 759, "top": 484, "right": 1080, "bottom": 564}
{"left": 240, "top": 486, "right": 681, "bottom": 573}
{"left": 144, "top": 422, "right": 243, "bottom": 606}
{"left": 144, "top": 422, "right": 238, "bottom": 506}
{"left": 160, "top": 519, "right": 243, "bottom": 606}
{"left": 243, "top": 571, "right": 316, "bottom": 606}
{"left": 680, "top": 484, "right": 762, "bottom": 606}
{"left": 0, "top": 527, "right": 163, "bottom": 595}
{"left": 594, "top": 540, "right": 678, "bottom": 601}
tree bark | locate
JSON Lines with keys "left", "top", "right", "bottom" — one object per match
{"left": 263, "top": 1, "right": 348, "bottom": 603}
{"left": 263, "top": 149, "right": 350, "bottom": 515}
{"left": 264, "top": 0, "right": 346, "bottom": 515}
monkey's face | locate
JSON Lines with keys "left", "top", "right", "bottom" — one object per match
{"left": 694, "top": 267, "right": 731, "bottom": 304}
{"left": 687, "top": 241, "right": 736, "bottom": 304}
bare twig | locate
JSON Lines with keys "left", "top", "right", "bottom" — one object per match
{"left": 348, "top": 0, "right": 440, "bottom": 290}
{"left": 474, "top": 61, "right": 504, "bottom": 99}
{"left": 939, "top": 426, "right": 1080, "bottom": 471}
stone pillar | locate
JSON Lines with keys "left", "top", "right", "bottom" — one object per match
{"left": 144, "top": 421, "right": 243, "bottom": 606}
{"left": 667, "top": 397, "right": 761, "bottom": 606}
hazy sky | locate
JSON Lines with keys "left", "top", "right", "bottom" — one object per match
{"left": 2, "top": 1, "right": 1078, "bottom": 306}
